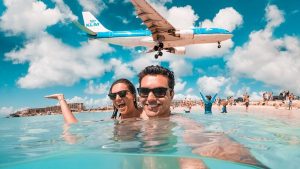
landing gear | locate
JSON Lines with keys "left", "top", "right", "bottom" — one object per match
{"left": 158, "top": 42, "right": 164, "bottom": 48}
{"left": 153, "top": 42, "right": 164, "bottom": 59}
{"left": 217, "top": 41, "right": 221, "bottom": 48}
{"left": 154, "top": 51, "right": 163, "bottom": 59}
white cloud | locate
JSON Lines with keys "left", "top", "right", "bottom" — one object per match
{"left": 0, "top": 106, "right": 14, "bottom": 116}
{"left": 116, "top": 16, "right": 129, "bottom": 24}
{"left": 130, "top": 55, "right": 159, "bottom": 73}
{"left": 250, "top": 92, "right": 263, "bottom": 101}
{"left": 227, "top": 5, "right": 300, "bottom": 94}
{"left": 235, "top": 87, "right": 250, "bottom": 98}
{"left": 197, "top": 76, "right": 228, "bottom": 94}
{"left": 174, "top": 93, "right": 200, "bottom": 100}
{"left": 185, "top": 7, "right": 243, "bottom": 58}
{"left": 185, "top": 40, "right": 234, "bottom": 58}
{"left": 0, "top": 0, "right": 62, "bottom": 36}
{"left": 149, "top": 0, "right": 172, "bottom": 5}
{"left": 224, "top": 85, "right": 235, "bottom": 97}
{"left": 169, "top": 59, "right": 193, "bottom": 77}
{"left": 167, "top": 5, "right": 198, "bottom": 29}
{"left": 84, "top": 80, "right": 110, "bottom": 95}
{"left": 52, "top": 0, "right": 78, "bottom": 21}
{"left": 265, "top": 5, "right": 284, "bottom": 30}
{"left": 109, "top": 58, "right": 135, "bottom": 79}
{"left": 78, "top": 0, "right": 107, "bottom": 16}
{"left": 186, "top": 88, "right": 193, "bottom": 94}
{"left": 201, "top": 7, "right": 243, "bottom": 32}
{"left": 174, "top": 78, "right": 186, "bottom": 92}
{"left": 67, "top": 96, "right": 111, "bottom": 108}
{"left": 5, "top": 34, "right": 113, "bottom": 88}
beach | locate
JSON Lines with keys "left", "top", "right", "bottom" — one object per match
{"left": 173, "top": 101, "right": 300, "bottom": 123}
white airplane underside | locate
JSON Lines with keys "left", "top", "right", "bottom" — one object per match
{"left": 74, "top": 0, "right": 233, "bottom": 59}
{"left": 99, "top": 33, "right": 232, "bottom": 48}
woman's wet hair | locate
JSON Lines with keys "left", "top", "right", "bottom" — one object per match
{"left": 206, "top": 95, "right": 212, "bottom": 101}
{"left": 109, "top": 78, "right": 138, "bottom": 119}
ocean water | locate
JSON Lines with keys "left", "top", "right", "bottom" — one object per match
{"left": 0, "top": 111, "right": 299, "bottom": 169}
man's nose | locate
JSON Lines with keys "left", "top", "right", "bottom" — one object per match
{"left": 147, "top": 91, "right": 157, "bottom": 101}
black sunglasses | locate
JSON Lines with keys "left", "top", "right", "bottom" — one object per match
{"left": 137, "top": 87, "right": 170, "bottom": 98}
{"left": 108, "top": 90, "right": 128, "bottom": 100}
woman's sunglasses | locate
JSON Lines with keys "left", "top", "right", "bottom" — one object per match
{"left": 108, "top": 90, "right": 128, "bottom": 100}
{"left": 137, "top": 87, "right": 169, "bottom": 98}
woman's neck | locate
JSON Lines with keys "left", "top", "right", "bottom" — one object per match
{"left": 121, "top": 108, "right": 141, "bottom": 119}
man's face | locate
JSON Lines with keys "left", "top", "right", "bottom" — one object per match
{"left": 139, "top": 75, "right": 173, "bottom": 117}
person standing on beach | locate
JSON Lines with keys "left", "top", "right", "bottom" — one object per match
{"left": 243, "top": 93, "right": 250, "bottom": 112}
{"left": 199, "top": 92, "right": 217, "bottom": 114}
{"left": 220, "top": 99, "right": 228, "bottom": 113}
{"left": 288, "top": 93, "right": 294, "bottom": 110}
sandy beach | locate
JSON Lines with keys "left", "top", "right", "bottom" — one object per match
{"left": 172, "top": 101, "right": 300, "bottom": 123}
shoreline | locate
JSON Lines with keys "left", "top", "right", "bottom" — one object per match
{"left": 173, "top": 103, "right": 300, "bottom": 123}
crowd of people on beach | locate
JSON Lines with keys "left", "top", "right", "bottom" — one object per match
{"left": 173, "top": 89, "right": 298, "bottom": 115}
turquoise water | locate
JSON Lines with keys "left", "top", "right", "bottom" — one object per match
{"left": 0, "top": 111, "right": 299, "bottom": 169}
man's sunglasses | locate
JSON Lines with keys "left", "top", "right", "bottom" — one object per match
{"left": 137, "top": 87, "right": 169, "bottom": 98}
{"left": 108, "top": 90, "right": 128, "bottom": 100}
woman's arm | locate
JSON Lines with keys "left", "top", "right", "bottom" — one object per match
{"left": 45, "top": 94, "right": 78, "bottom": 124}
{"left": 199, "top": 92, "right": 207, "bottom": 103}
{"left": 211, "top": 93, "right": 218, "bottom": 103}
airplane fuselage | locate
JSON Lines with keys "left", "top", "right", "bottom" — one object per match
{"left": 92, "top": 28, "right": 232, "bottom": 48}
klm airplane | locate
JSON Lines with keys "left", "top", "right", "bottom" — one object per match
{"left": 74, "top": 0, "right": 233, "bottom": 59}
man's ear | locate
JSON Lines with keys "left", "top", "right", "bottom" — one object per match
{"left": 170, "top": 89, "right": 174, "bottom": 99}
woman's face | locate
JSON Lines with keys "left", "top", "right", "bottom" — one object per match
{"left": 111, "top": 83, "right": 136, "bottom": 115}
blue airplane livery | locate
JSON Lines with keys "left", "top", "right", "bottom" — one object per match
{"left": 74, "top": 0, "right": 233, "bottom": 59}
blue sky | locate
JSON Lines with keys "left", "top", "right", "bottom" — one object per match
{"left": 0, "top": 0, "right": 299, "bottom": 115}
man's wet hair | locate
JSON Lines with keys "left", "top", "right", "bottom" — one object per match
{"left": 109, "top": 78, "right": 138, "bottom": 119}
{"left": 138, "top": 65, "right": 175, "bottom": 90}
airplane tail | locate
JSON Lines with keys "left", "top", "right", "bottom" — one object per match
{"left": 82, "top": 12, "right": 110, "bottom": 33}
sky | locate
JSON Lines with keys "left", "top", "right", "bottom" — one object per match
{"left": 0, "top": 0, "right": 299, "bottom": 116}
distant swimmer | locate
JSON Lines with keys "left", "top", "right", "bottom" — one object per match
{"left": 200, "top": 92, "right": 217, "bottom": 114}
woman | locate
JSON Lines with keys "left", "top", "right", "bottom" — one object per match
{"left": 45, "top": 78, "right": 142, "bottom": 123}
{"left": 200, "top": 92, "right": 217, "bottom": 114}
{"left": 108, "top": 78, "right": 142, "bottom": 119}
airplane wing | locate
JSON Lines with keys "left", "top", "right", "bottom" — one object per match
{"left": 131, "top": 0, "right": 180, "bottom": 42}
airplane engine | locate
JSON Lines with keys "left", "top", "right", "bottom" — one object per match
{"left": 167, "top": 47, "right": 186, "bottom": 55}
{"left": 175, "top": 30, "right": 194, "bottom": 39}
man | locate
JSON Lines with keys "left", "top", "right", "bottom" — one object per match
{"left": 136, "top": 65, "right": 266, "bottom": 168}
{"left": 137, "top": 65, "right": 175, "bottom": 118}
{"left": 243, "top": 93, "right": 250, "bottom": 112}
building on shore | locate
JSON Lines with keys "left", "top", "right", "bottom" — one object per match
{"left": 10, "top": 103, "right": 85, "bottom": 117}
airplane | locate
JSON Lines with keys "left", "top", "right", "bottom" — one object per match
{"left": 73, "top": 0, "right": 233, "bottom": 59}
